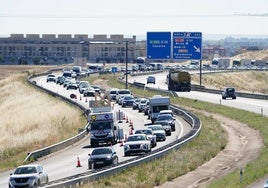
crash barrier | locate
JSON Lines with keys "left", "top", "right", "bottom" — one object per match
{"left": 41, "top": 80, "right": 201, "bottom": 187}
{"left": 130, "top": 70, "right": 268, "bottom": 100}
{"left": 24, "top": 70, "right": 90, "bottom": 162}
{"left": 192, "top": 86, "right": 268, "bottom": 100}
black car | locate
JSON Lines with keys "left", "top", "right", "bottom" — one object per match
{"left": 88, "top": 147, "right": 118, "bottom": 169}
{"left": 156, "top": 114, "right": 176, "bottom": 132}
{"left": 56, "top": 76, "right": 65, "bottom": 85}
{"left": 154, "top": 121, "right": 172, "bottom": 136}
{"left": 122, "top": 95, "right": 135, "bottom": 107}
{"left": 222, "top": 87, "right": 236, "bottom": 99}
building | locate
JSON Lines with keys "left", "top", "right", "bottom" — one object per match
{"left": 0, "top": 34, "right": 136, "bottom": 65}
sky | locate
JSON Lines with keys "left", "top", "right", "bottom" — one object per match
{"left": 0, "top": 0, "right": 268, "bottom": 38}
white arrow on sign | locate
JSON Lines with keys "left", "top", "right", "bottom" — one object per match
{"left": 194, "top": 45, "right": 201, "bottom": 53}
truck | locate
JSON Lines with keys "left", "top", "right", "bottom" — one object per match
{"left": 149, "top": 95, "right": 170, "bottom": 124}
{"left": 72, "top": 66, "right": 82, "bottom": 78}
{"left": 87, "top": 106, "right": 119, "bottom": 147}
{"left": 166, "top": 69, "right": 191, "bottom": 92}
{"left": 212, "top": 58, "right": 231, "bottom": 68}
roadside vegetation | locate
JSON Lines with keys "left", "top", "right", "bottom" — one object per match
{"left": 1, "top": 66, "right": 267, "bottom": 187}
{"left": 0, "top": 72, "right": 86, "bottom": 171}
{"left": 81, "top": 73, "right": 268, "bottom": 187}
{"left": 192, "top": 71, "right": 268, "bottom": 94}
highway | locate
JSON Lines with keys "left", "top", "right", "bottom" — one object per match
{"left": 130, "top": 72, "right": 268, "bottom": 116}
{"left": 0, "top": 74, "right": 192, "bottom": 188}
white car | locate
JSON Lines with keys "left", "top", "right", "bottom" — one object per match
{"left": 9, "top": 164, "right": 49, "bottom": 187}
{"left": 124, "top": 134, "right": 151, "bottom": 156}
{"left": 264, "top": 179, "right": 268, "bottom": 188}
{"left": 46, "top": 74, "right": 56, "bottom": 82}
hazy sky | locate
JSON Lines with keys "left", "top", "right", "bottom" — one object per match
{"left": 0, "top": 0, "right": 268, "bottom": 37}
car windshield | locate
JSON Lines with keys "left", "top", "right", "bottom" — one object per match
{"left": 157, "top": 115, "right": 172, "bottom": 121}
{"left": 127, "top": 135, "right": 145, "bottom": 141}
{"left": 140, "top": 99, "right": 147, "bottom": 104}
{"left": 124, "top": 96, "right": 134, "bottom": 100}
{"left": 155, "top": 121, "right": 169, "bottom": 126}
{"left": 91, "top": 121, "right": 112, "bottom": 130}
{"left": 14, "top": 167, "right": 37, "bottom": 174}
{"left": 135, "top": 130, "right": 151, "bottom": 135}
{"left": 118, "top": 90, "right": 130, "bottom": 94}
{"left": 226, "top": 88, "right": 235, "bottom": 92}
{"left": 149, "top": 126, "right": 162, "bottom": 131}
{"left": 92, "top": 148, "right": 112, "bottom": 155}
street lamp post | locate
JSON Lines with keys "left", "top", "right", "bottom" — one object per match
{"left": 125, "top": 41, "right": 129, "bottom": 89}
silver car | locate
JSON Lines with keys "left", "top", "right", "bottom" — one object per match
{"left": 9, "top": 164, "right": 49, "bottom": 188}
{"left": 124, "top": 134, "right": 151, "bottom": 156}
{"left": 134, "top": 129, "right": 157, "bottom": 148}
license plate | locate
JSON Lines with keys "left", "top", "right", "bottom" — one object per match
{"left": 96, "top": 161, "right": 104, "bottom": 164}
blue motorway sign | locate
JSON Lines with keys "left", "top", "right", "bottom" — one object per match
{"left": 111, "top": 67, "right": 117, "bottom": 73}
{"left": 146, "top": 32, "right": 171, "bottom": 59}
{"left": 173, "top": 32, "right": 202, "bottom": 60}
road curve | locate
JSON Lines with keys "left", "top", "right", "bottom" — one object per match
{"left": 0, "top": 74, "right": 192, "bottom": 188}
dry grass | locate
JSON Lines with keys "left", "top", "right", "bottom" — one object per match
{"left": 192, "top": 71, "right": 268, "bottom": 94}
{"left": 0, "top": 72, "right": 86, "bottom": 170}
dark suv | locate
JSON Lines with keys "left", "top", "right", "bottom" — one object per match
{"left": 222, "top": 87, "right": 236, "bottom": 99}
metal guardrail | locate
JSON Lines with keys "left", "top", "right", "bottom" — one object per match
{"left": 40, "top": 78, "right": 201, "bottom": 187}
{"left": 24, "top": 70, "right": 90, "bottom": 162}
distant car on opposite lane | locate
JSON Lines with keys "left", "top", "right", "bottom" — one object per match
{"left": 222, "top": 87, "right": 236, "bottom": 99}
{"left": 147, "top": 76, "right": 156, "bottom": 84}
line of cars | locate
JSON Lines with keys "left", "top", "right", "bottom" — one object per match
{"left": 102, "top": 88, "right": 176, "bottom": 157}
{"left": 46, "top": 72, "right": 101, "bottom": 97}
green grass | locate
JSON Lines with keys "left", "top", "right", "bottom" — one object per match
{"left": 81, "top": 73, "right": 268, "bottom": 188}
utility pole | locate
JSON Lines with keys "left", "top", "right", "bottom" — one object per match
{"left": 125, "top": 41, "right": 128, "bottom": 89}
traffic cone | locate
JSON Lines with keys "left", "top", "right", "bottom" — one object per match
{"left": 129, "top": 128, "right": 133, "bottom": 135}
{"left": 129, "top": 120, "right": 133, "bottom": 127}
{"left": 120, "top": 139, "right": 124, "bottom": 146}
{"left": 76, "top": 157, "right": 82, "bottom": 167}
{"left": 126, "top": 116, "right": 128, "bottom": 123}
{"left": 85, "top": 97, "right": 88, "bottom": 103}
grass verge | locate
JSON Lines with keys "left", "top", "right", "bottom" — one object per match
{"left": 82, "top": 73, "right": 268, "bottom": 187}
{"left": 0, "top": 73, "right": 87, "bottom": 171}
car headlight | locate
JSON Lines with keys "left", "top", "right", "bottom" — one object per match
{"left": 140, "top": 143, "right": 147, "bottom": 149}
{"left": 106, "top": 156, "right": 112, "bottom": 160}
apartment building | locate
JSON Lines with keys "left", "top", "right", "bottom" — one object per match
{"left": 0, "top": 34, "right": 137, "bottom": 65}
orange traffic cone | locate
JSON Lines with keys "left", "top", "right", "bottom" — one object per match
{"left": 120, "top": 139, "right": 124, "bottom": 146}
{"left": 129, "top": 128, "right": 133, "bottom": 135}
{"left": 126, "top": 116, "right": 129, "bottom": 123}
{"left": 76, "top": 157, "right": 82, "bottom": 167}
